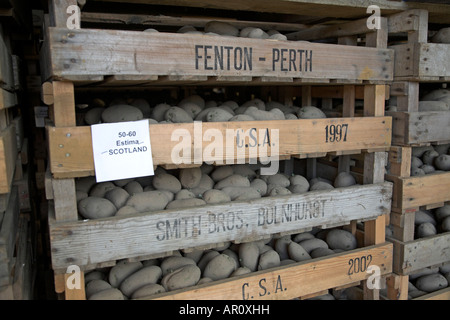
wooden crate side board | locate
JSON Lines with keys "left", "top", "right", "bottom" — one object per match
{"left": 390, "top": 232, "right": 450, "bottom": 275}
{"left": 48, "top": 182, "right": 393, "bottom": 271}
{"left": 47, "top": 28, "right": 394, "bottom": 82}
{"left": 47, "top": 117, "right": 392, "bottom": 178}
{"left": 0, "top": 187, "right": 19, "bottom": 262}
{"left": 0, "top": 125, "right": 18, "bottom": 194}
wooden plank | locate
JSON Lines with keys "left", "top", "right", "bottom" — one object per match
{"left": 47, "top": 117, "right": 392, "bottom": 178}
{"left": 0, "top": 187, "right": 19, "bottom": 263}
{"left": 391, "top": 111, "right": 450, "bottom": 145}
{"left": 390, "top": 232, "right": 450, "bottom": 275}
{"left": 48, "top": 182, "right": 392, "bottom": 271}
{"left": 414, "top": 287, "right": 450, "bottom": 300}
{"left": 396, "top": 172, "right": 450, "bottom": 211}
{"left": 147, "top": 243, "right": 392, "bottom": 300}
{"left": 46, "top": 27, "right": 394, "bottom": 83}
{"left": 392, "top": 43, "right": 450, "bottom": 80}
{"left": 0, "top": 125, "right": 17, "bottom": 194}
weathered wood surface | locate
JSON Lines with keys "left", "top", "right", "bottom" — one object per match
{"left": 43, "top": 27, "right": 394, "bottom": 84}
{"left": 47, "top": 117, "right": 392, "bottom": 178}
{"left": 49, "top": 182, "right": 393, "bottom": 271}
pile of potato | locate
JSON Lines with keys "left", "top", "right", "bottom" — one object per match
{"left": 81, "top": 94, "right": 328, "bottom": 126}
{"left": 143, "top": 21, "right": 289, "bottom": 41}
{"left": 410, "top": 144, "right": 450, "bottom": 176}
{"left": 84, "top": 227, "right": 358, "bottom": 300}
{"left": 407, "top": 263, "right": 450, "bottom": 299}
{"left": 76, "top": 163, "right": 357, "bottom": 220}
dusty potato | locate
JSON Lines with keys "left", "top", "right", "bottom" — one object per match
{"left": 204, "top": 21, "right": 239, "bottom": 37}
{"left": 411, "top": 167, "right": 426, "bottom": 176}
{"left": 230, "top": 267, "right": 252, "bottom": 277}
{"left": 85, "top": 279, "right": 112, "bottom": 299}
{"left": 441, "top": 216, "right": 450, "bottom": 232}
{"left": 211, "top": 166, "right": 234, "bottom": 182}
{"left": 197, "top": 251, "right": 220, "bottom": 272}
{"left": 250, "top": 178, "right": 268, "bottom": 196}
{"left": 88, "top": 288, "right": 125, "bottom": 300}
{"left": 84, "top": 107, "right": 104, "bottom": 125}
{"left": 292, "top": 232, "right": 315, "bottom": 243}
{"left": 411, "top": 156, "right": 423, "bottom": 168}
{"left": 101, "top": 104, "right": 144, "bottom": 123}
{"left": 175, "top": 189, "right": 196, "bottom": 200}
{"left": 326, "top": 229, "right": 357, "bottom": 251}
{"left": 190, "top": 173, "right": 215, "bottom": 196}
{"left": 115, "top": 205, "right": 138, "bottom": 216}
{"left": 297, "top": 106, "right": 326, "bottom": 119}
{"left": 180, "top": 102, "right": 203, "bottom": 119}
{"left": 310, "top": 247, "right": 335, "bottom": 258}
{"left": 89, "top": 182, "right": 116, "bottom": 197}
{"left": 266, "top": 173, "right": 290, "bottom": 188}
{"left": 421, "top": 164, "right": 436, "bottom": 174}
{"left": 152, "top": 173, "right": 182, "bottom": 193}
{"left": 179, "top": 167, "right": 202, "bottom": 189}
{"left": 233, "top": 164, "right": 257, "bottom": 180}
{"left": 422, "top": 150, "right": 440, "bottom": 165}
{"left": 120, "top": 266, "right": 163, "bottom": 297}
{"left": 222, "top": 249, "right": 239, "bottom": 269}
{"left": 164, "top": 106, "right": 194, "bottom": 123}
{"left": 289, "top": 175, "right": 309, "bottom": 189}
{"left": 269, "top": 33, "right": 287, "bottom": 40}
{"left": 274, "top": 236, "right": 291, "bottom": 260}
{"left": 161, "top": 264, "right": 201, "bottom": 291}
{"left": 182, "top": 249, "right": 204, "bottom": 264}
{"left": 76, "top": 190, "right": 88, "bottom": 203}
{"left": 228, "top": 187, "right": 262, "bottom": 201}
{"left": 268, "top": 185, "right": 292, "bottom": 196}
{"left": 203, "top": 254, "right": 237, "bottom": 280}
{"left": 214, "top": 174, "right": 251, "bottom": 189}
{"left": 124, "top": 181, "right": 144, "bottom": 195}
{"left": 166, "top": 198, "right": 207, "bottom": 209}
{"left": 179, "top": 95, "right": 205, "bottom": 109}
{"left": 131, "top": 283, "right": 166, "bottom": 299}
{"left": 288, "top": 241, "right": 312, "bottom": 262}
{"left": 415, "top": 273, "right": 449, "bottom": 292}
{"left": 78, "top": 197, "right": 117, "bottom": 219}
{"left": 309, "top": 181, "right": 334, "bottom": 191}
{"left": 431, "top": 27, "right": 450, "bottom": 44}
{"left": 206, "top": 108, "right": 234, "bottom": 122}
{"left": 415, "top": 210, "right": 436, "bottom": 225}
{"left": 151, "top": 103, "right": 172, "bottom": 122}
{"left": 248, "top": 28, "right": 269, "bottom": 39}
{"left": 202, "top": 189, "right": 231, "bottom": 204}
{"left": 434, "top": 154, "right": 450, "bottom": 171}
{"left": 125, "top": 190, "right": 171, "bottom": 212}
{"left": 229, "top": 114, "right": 255, "bottom": 121}
{"left": 104, "top": 187, "right": 130, "bottom": 209}
{"left": 161, "top": 256, "right": 197, "bottom": 276}
{"left": 334, "top": 172, "right": 357, "bottom": 188}
{"left": 416, "top": 222, "right": 437, "bottom": 238}
{"left": 258, "top": 250, "right": 281, "bottom": 270}
{"left": 244, "top": 106, "right": 285, "bottom": 120}
{"left": 298, "top": 238, "right": 329, "bottom": 254}
{"left": 436, "top": 205, "right": 450, "bottom": 221}
{"left": 108, "top": 261, "right": 143, "bottom": 288}
{"left": 85, "top": 270, "right": 106, "bottom": 283}
{"left": 239, "top": 242, "right": 260, "bottom": 271}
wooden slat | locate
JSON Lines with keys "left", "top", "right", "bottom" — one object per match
{"left": 147, "top": 243, "right": 392, "bottom": 300}
{"left": 48, "top": 182, "right": 393, "bottom": 271}
{"left": 0, "top": 187, "right": 19, "bottom": 263}
{"left": 388, "top": 111, "right": 450, "bottom": 146}
{"left": 414, "top": 287, "right": 450, "bottom": 301}
{"left": 389, "top": 232, "right": 450, "bottom": 276}
{"left": 45, "top": 27, "right": 394, "bottom": 83}
{"left": 0, "top": 125, "right": 17, "bottom": 194}
{"left": 47, "top": 117, "right": 392, "bottom": 178}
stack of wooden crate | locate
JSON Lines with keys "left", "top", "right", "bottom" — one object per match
{"left": 384, "top": 9, "right": 450, "bottom": 300}
{"left": 0, "top": 18, "right": 34, "bottom": 299}
{"left": 38, "top": 0, "right": 400, "bottom": 300}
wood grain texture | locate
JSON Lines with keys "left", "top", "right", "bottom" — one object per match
{"left": 48, "top": 182, "right": 393, "bottom": 271}
{"left": 47, "top": 117, "right": 392, "bottom": 178}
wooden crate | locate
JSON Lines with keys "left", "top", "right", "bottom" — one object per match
{"left": 386, "top": 146, "right": 450, "bottom": 213}
{"left": 413, "top": 287, "right": 450, "bottom": 300}
{"left": 388, "top": 9, "right": 450, "bottom": 82}
{"left": 0, "top": 214, "right": 34, "bottom": 299}
{"left": 47, "top": 181, "right": 392, "bottom": 273}
{"left": 43, "top": 0, "right": 392, "bottom": 300}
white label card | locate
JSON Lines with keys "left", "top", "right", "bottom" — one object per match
{"left": 91, "top": 120, "right": 154, "bottom": 182}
